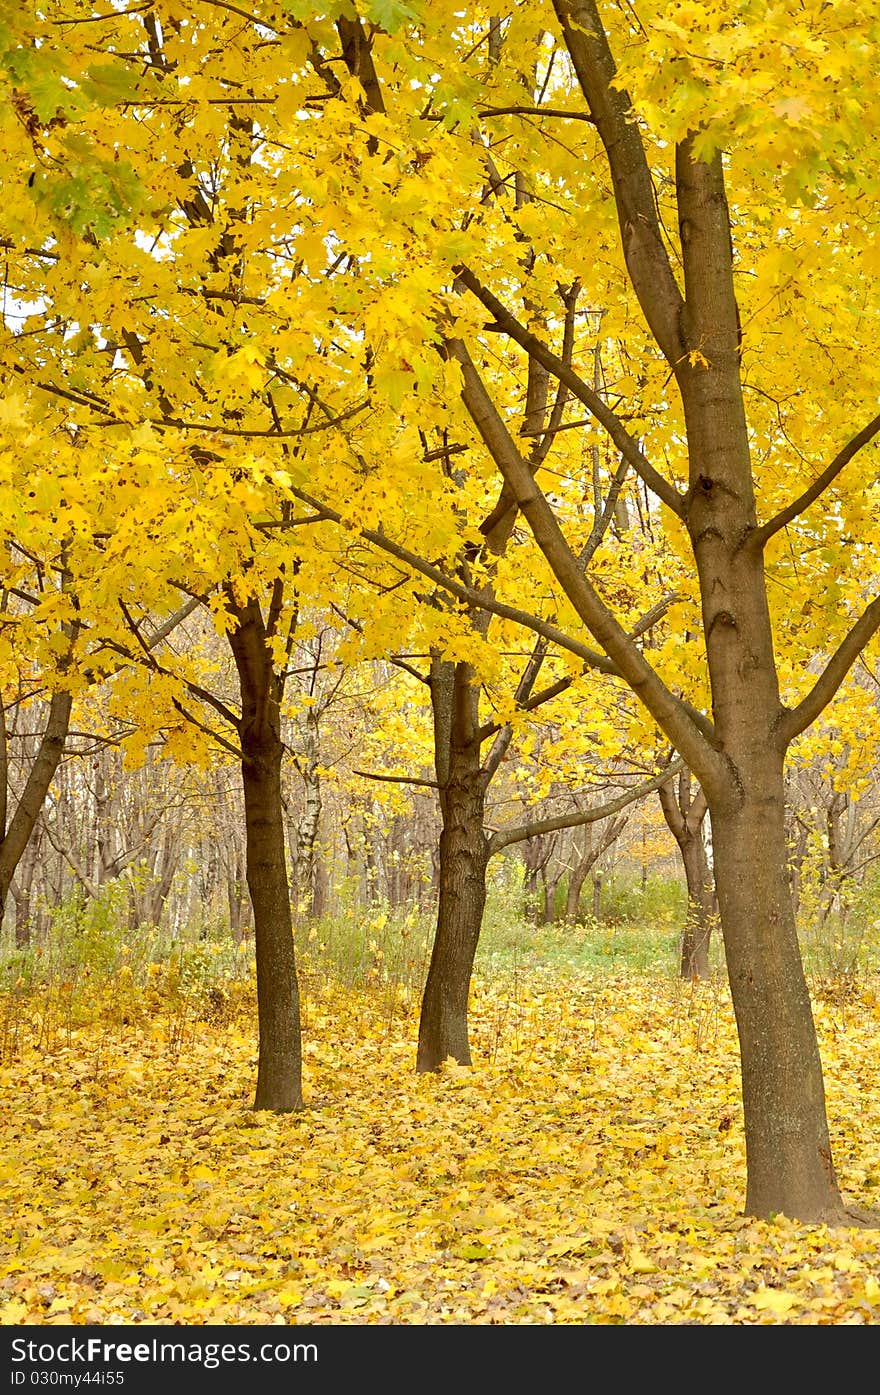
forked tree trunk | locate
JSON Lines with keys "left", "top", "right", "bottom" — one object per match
{"left": 564, "top": 815, "right": 626, "bottom": 922}
{"left": 450, "top": 175, "right": 862, "bottom": 1224}
{"left": 227, "top": 596, "right": 302, "bottom": 1112}
{"left": 675, "top": 144, "right": 847, "bottom": 1219}
{"left": 450, "top": 13, "right": 871, "bottom": 1214}
{"left": 417, "top": 660, "right": 489, "bottom": 1072}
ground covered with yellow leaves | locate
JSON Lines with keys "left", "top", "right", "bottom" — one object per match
{"left": 3, "top": 967, "right": 880, "bottom": 1325}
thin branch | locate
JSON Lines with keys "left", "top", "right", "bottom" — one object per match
{"left": 351, "top": 769, "right": 440, "bottom": 790}
{"left": 446, "top": 335, "right": 723, "bottom": 791}
{"left": 327, "top": 602, "right": 429, "bottom": 684}
{"left": 171, "top": 697, "right": 242, "bottom": 759}
{"left": 287, "top": 485, "right": 618, "bottom": 674}
{"left": 89, "top": 400, "right": 371, "bottom": 439}
{"left": 482, "top": 636, "right": 549, "bottom": 779}
{"left": 775, "top": 596, "right": 880, "bottom": 747}
{"left": 116, "top": 603, "right": 241, "bottom": 730}
{"left": 475, "top": 592, "right": 681, "bottom": 744}
{"left": 190, "top": 0, "right": 279, "bottom": 30}
{"left": 144, "top": 595, "right": 203, "bottom": 649}
{"left": 550, "top": 0, "right": 686, "bottom": 367}
{"left": 0, "top": 239, "right": 59, "bottom": 261}
{"left": 751, "top": 412, "right": 880, "bottom": 549}
{"left": 53, "top": 3, "right": 150, "bottom": 21}
{"left": 581, "top": 453, "right": 629, "bottom": 568}
{"left": 478, "top": 105, "right": 596, "bottom": 122}
{"left": 488, "top": 759, "right": 684, "bottom": 853}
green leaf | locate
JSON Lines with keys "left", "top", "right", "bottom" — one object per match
{"left": 81, "top": 63, "right": 144, "bottom": 108}
{"left": 364, "top": 0, "right": 419, "bottom": 33}
{"left": 455, "top": 1242, "right": 491, "bottom": 1261}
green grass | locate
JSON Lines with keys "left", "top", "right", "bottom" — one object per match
{"left": 475, "top": 915, "right": 685, "bottom": 978}
{"left": 5, "top": 868, "right": 880, "bottom": 1030}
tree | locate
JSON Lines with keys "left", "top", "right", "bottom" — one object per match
{"left": 658, "top": 766, "right": 714, "bottom": 979}
{"left": 434, "top": 0, "right": 880, "bottom": 1222}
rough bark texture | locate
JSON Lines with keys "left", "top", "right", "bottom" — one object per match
{"left": 417, "top": 660, "right": 489, "bottom": 1072}
{"left": 227, "top": 596, "right": 302, "bottom": 1112}
{"left": 710, "top": 761, "right": 839, "bottom": 1219}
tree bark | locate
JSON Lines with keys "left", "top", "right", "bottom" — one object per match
{"left": 227, "top": 595, "right": 302, "bottom": 1112}
{"left": 679, "top": 835, "right": 713, "bottom": 978}
{"left": 11, "top": 819, "right": 44, "bottom": 948}
{"left": 675, "top": 144, "right": 847, "bottom": 1218}
{"left": 564, "top": 815, "right": 627, "bottom": 922}
{"left": 543, "top": 859, "right": 564, "bottom": 924}
{"left": 710, "top": 757, "right": 840, "bottom": 1220}
{"left": 417, "top": 659, "right": 489, "bottom": 1072}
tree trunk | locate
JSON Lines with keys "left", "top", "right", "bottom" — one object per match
{"left": 591, "top": 872, "right": 602, "bottom": 920}
{"left": 227, "top": 843, "right": 249, "bottom": 944}
{"left": 227, "top": 595, "right": 302, "bottom": 1112}
{"left": 0, "top": 687, "right": 73, "bottom": 925}
{"left": 458, "top": 8, "right": 869, "bottom": 1219}
{"left": 564, "top": 815, "right": 627, "bottom": 923}
{"left": 710, "top": 757, "right": 841, "bottom": 1221}
{"left": 564, "top": 826, "right": 592, "bottom": 922}
{"left": 675, "top": 147, "right": 848, "bottom": 1219}
{"left": 658, "top": 774, "right": 714, "bottom": 978}
{"left": 417, "top": 660, "right": 489, "bottom": 1072}
{"left": 291, "top": 708, "right": 322, "bottom": 921}
{"left": 544, "top": 867, "right": 564, "bottom": 923}
{"left": 11, "top": 821, "right": 43, "bottom": 948}
{"left": 679, "top": 834, "right": 713, "bottom": 978}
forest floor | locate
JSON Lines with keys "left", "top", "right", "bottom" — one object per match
{"left": 3, "top": 935, "right": 880, "bottom": 1325}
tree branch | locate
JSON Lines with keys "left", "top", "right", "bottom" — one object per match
{"left": 488, "top": 760, "right": 683, "bottom": 853}
{"left": 550, "top": 0, "right": 686, "bottom": 367}
{"left": 775, "top": 596, "right": 880, "bottom": 747}
{"left": 454, "top": 265, "right": 685, "bottom": 516}
{"left": 478, "top": 105, "right": 597, "bottom": 122}
{"left": 475, "top": 592, "right": 682, "bottom": 744}
{"left": 751, "top": 411, "right": 880, "bottom": 549}
{"left": 287, "top": 486, "right": 619, "bottom": 674}
{"left": 351, "top": 769, "right": 439, "bottom": 790}
{"left": 482, "top": 637, "right": 549, "bottom": 779}
{"left": 446, "top": 336, "right": 725, "bottom": 794}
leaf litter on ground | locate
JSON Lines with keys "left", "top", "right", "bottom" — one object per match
{"left": 3, "top": 969, "right": 880, "bottom": 1325}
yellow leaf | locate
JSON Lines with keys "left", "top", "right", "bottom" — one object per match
{"left": 750, "top": 1288, "right": 799, "bottom": 1315}
{"left": 628, "top": 1247, "right": 659, "bottom": 1275}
